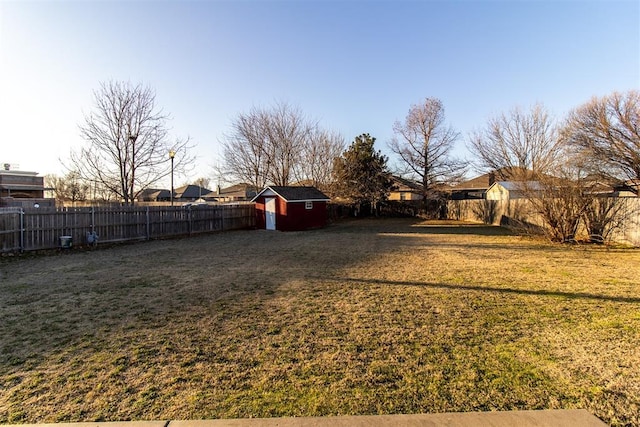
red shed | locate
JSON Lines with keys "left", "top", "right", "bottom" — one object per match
{"left": 252, "top": 186, "right": 330, "bottom": 231}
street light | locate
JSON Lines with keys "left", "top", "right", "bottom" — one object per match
{"left": 169, "top": 149, "right": 176, "bottom": 206}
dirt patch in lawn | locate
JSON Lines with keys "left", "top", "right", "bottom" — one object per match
{"left": 0, "top": 218, "right": 638, "bottom": 426}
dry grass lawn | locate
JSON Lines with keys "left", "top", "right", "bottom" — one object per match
{"left": 0, "top": 218, "right": 639, "bottom": 426}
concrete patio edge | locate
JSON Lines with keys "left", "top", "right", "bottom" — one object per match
{"left": 0, "top": 409, "right": 607, "bottom": 427}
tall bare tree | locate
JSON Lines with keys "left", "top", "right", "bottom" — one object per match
{"left": 469, "top": 103, "right": 561, "bottom": 179}
{"left": 70, "top": 81, "right": 192, "bottom": 205}
{"left": 562, "top": 90, "right": 640, "bottom": 182}
{"left": 263, "top": 102, "right": 313, "bottom": 185}
{"left": 296, "top": 129, "right": 345, "bottom": 192}
{"left": 221, "top": 107, "right": 271, "bottom": 189}
{"left": 222, "top": 101, "right": 326, "bottom": 188}
{"left": 389, "top": 98, "right": 466, "bottom": 202}
{"left": 192, "top": 177, "right": 211, "bottom": 190}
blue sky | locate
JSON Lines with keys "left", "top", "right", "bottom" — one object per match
{"left": 1, "top": 0, "right": 638, "bottom": 187}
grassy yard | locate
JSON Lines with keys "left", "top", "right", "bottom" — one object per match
{"left": 0, "top": 218, "right": 639, "bottom": 426}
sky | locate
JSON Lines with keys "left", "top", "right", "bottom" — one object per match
{"left": 1, "top": 0, "right": 638, "bottom": 188}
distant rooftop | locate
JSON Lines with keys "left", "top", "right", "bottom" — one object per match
{"left": 0, "top": 163, "right": 38, "bottom": 176}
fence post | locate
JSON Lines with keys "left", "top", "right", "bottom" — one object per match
{"left": 19, "top": 208, "right": 24, "bottom": 252}
{"left": 146, "top": 207, "right": 150, "bottom": 240}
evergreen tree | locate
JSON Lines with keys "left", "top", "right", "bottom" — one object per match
{"left": 332, "top": 133, "right": 393, "bottom": 215}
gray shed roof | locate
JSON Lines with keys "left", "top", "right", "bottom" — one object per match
{"left": 495, "top": 181, "right": 543, "bottom": 191}
{"left": 252, "top": 186, "right": 330, "bottom": 202}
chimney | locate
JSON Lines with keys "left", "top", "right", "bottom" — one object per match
{"left": 489, "top": 172, "right": 495, "bottom": 185}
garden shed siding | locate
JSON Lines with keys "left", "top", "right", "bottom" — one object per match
{"left": 252, "top": 186, "right": 330, "bottom": 231}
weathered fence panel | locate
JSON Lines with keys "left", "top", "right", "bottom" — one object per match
{"left": 0, "top": 204, "right": 255, "bottom": 253}
{"left": 0, "top": 208, "right": 21, "bottom": 252}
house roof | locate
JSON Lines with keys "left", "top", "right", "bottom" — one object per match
{"left": 0, "top": 170, "right": 39, "bottom": 176}
{"left": 138, "top": 188, "right": 170, "bottom": 199}
{"left": 455, "top": 167, "right": 535, "bottom": 190}
{"left": 391, "top": 176, "right": 423, "bottom": 192}
{"left": 217, "top": 183, "right": 259, "bottom": 196}
{"left": 174, "top": 184, "right": 211, "bottom": 199}
{"left": 252, "top": 186, "right": 330, "bottom": 202}
{"left": 455, "top": 173, "right": 493, "bottom": 190}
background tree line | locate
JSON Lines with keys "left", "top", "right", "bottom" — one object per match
{"left": 48, "top": 79, "right": 637, "bottom": 242}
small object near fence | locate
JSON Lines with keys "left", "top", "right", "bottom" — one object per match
{"left": 86, "top": 231, "right": 99, "bottom": 247}
{"left": 0, "top": 204, "right": 255, "bottom": 253}
{"left": 59, "top": 235, "right": 73, "bottom": 249}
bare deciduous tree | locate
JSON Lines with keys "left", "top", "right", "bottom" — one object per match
{"left": 222, "top": 101, "right": 337, "bottom": 189}
{"left": 45, "top": 172, "right": 89, "bottom": 205}
{"left": 296, "top": 129, "right": 345, "bottom": 192}
{"left": 70, "top": 81, "right": 192, "bottom": 205}
{"left": 562, "top": 90, "right": 640, "bottom": 181}
{"left": 469, "top": 103, "right": 562, "bottom": 179}
{"left": 518, "top": 158, "right": 631, "bottom": 244}
{"left": 192, "top": 177, "right": 211, "bottom": 190}
{"left": 582, "top": 195, "right": 629, "bottom": 243}
{"left": 389, "top": 98, "right": 466, "bottom": 203}
{"left": 222, "top": 108, "right": 271, "bottom": 189}
{"left": 263, "top": 102, "right": 313, "bottom": 186}
{"left": 528, "top": 172, "right": 592, "bottom": 242}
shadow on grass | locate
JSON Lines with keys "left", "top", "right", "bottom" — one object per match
{"left": 407, "top": 223, "right": 515, "bottom": 236}
{"left": 326, "top": 276, "right": 640, "bottom": 304}
{"left": 1, "top": 217, "right": 638, "bottom": 423}
{"left": 331, "top": 218, "right": 514, "bottom": 236}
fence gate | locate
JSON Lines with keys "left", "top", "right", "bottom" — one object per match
{"left": 0, "top": 208, "right": 23, "bottom": 252}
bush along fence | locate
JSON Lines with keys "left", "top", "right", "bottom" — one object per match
{"left": 447, "top": 197, "right": 640, "bottom": 246}
{"left": 0, "top": 203, "right": 256, "bottom": 253}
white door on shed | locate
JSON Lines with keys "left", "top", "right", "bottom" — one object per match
{"left": 265, "top": 197, "right": 276, "bottom": 230}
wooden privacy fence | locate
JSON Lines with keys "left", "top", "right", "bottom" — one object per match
{"left": 0, "top": 204, "right": 256, "bottom": 253}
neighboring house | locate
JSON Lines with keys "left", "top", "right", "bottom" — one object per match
{"left": 449, "top": 167, "right": 536, "bottom": 200}
{"left": 0, "top": 167, "right": 44, "bottom": 198}
{"left": 388, "top": 176, "right": 423, "bottom": 201}
{"left": 138, "top": 185, "right": 211, "bottom": 203}
{"left": 610, "top": 180, "right": 639, "bottom": 197}
{"left": 448, "top": 173, "right": 493, "bottom": 200}
{"left": 137, "top": 188, "right": 171, "bottom": 202}
{"left": 0, "top": 165, "right": 54, "bottom": 208}
{"left": 173, "top": 184, "right": 211, "bottom": 202}
{"left": 137, "top": 183, "right": 258, "bottom": 204}
{"left": 252, "top": 186, "right": 330, "bottom": 231}
{"left": 211, "top": 183, "right": 259, "bottom": 202}
{"left": 578, "top": 181, "right": 638, "bottom": 198}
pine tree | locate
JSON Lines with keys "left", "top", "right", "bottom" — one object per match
{"left": 332, "top": 133, "right": 393, "bottom": 215}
